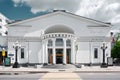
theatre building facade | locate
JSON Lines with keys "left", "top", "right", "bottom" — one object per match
{"left": 7, "top": 11, "right": 111, "bottom": 65}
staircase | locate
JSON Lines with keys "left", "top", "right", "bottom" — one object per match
{"left": 42, "top": 64, "right": 76, "bottom": 69}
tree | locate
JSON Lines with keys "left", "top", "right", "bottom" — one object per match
{"left": 111, "top": 33, "right": 120, "bottom": 59}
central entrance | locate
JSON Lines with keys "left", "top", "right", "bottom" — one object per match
{"left": 47, "top": 38, "right": 72, "bottom": 64}
{"left": 48, "top": 48, "right": 71, "bottom": 64}
{"left": 56, "top": 49, "right": 63, "bottom": 64}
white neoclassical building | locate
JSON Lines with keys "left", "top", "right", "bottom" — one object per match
{"left": 7, "top": 11, "right": 111, "bottom": 65}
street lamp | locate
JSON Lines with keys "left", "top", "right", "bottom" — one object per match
{"left": 12, "top": 41, "right": 21, "bottom": 68}
{"left": 101, "top": 43, "right": 108, "bottom": 68}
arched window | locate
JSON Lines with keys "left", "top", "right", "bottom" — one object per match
{"left": 56, "top": 38, "right": 63, "bottom": 46}
{"left": 66, "top": 39, "right": 71, "bottom": 47}
{"left": 48, "top": 39, "right": 53, "bottom": 47}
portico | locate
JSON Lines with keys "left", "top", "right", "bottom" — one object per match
{"left": 40, "top": 25, "right": 76, "bottom": 65}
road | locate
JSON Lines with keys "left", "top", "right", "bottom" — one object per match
{"left": 0, "top": 73, "right": 45, "bottom": 80}
{"left": 0, "top": 72, "right": 120, "bottom": 80}
{"left": 77, "top": 73, "right": 120, "bottom": 80}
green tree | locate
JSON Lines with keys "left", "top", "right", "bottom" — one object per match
{"left": 111, "top": 33, "right": 120, "bottom": 58}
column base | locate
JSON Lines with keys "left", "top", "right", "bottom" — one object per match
{"left": 43, "top": 63, "right": 48, "bottom": 66}
{"left": 63, "top": 63, "right": 66, "bottom": 65}
{"left": 12, "top": 62, "right": 20, "bottom": 68}
{"left": 100, "top": 63, "right": 108, "bottom": 68}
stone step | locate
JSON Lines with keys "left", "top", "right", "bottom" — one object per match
{"left": 42, "top": 64, "right": 76, "bottom": 69}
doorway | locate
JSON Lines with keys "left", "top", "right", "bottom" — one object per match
{"left": 56, "top": 49, "right": 63, "bottom": 64}
{"left": 48, "top": 49, "right": 53, "bottom": 64}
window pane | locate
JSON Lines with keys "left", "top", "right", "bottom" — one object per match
{"left": 66, "top": 39, "right": 71, "bottom": 47}
{"left": 21, "top": 48, "right": 24, "bottom": 59}
{"left": 48, "top": 40, "right": 53, "bottom": 47}
{"left": 56, "top": 49, "right": 63, "bottom": 54}
{"left": 56, "top": 38, "right": 63, "bottom": 46}
{"left": 94, "top": 48, "right": 98, "bottom": 58}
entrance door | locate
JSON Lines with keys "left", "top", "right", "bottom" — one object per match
{"left": 67, "top": 49, "right": 71, "bottom": 64}
{"left": 56, "top": 54, "right": 63, "bottom": 64}
{"left": 48, "top": 49, "right": 53, "bottom": 64}
{"left": 56, "top": 49, "right": 63, "bottom": 64}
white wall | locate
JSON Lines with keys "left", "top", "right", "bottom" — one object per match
{"left": 8, "top": 41, "right": 42, "bottom": 64}
{"left": 28, "top": 42, "right": 42, "bottom": 63}
{"left": 76, "top": 42, "right": 90, "bottom": 63}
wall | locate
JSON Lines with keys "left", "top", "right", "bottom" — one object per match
{"left": 76, "top": 42, "right": 90, "bottom": 63}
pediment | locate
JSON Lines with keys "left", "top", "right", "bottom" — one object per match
{"left": 8, "top": 11, "right": 111, "bottom": 27}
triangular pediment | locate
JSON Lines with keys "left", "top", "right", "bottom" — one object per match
{"left": 8, "top": 11, "right": 111, "bottom": 27}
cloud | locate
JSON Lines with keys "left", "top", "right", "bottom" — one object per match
{"left": 76, "top": 0, "right": 120, "bottom": 29}
{"left": 12, "top": 0, "right": 120, "bottom": 29}
{"left": 12, "top": 0, "right": 80, "bottom": 14}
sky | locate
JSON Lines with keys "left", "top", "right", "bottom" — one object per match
{"left": 0, "top": 0, "right": 120, "bottom": 29}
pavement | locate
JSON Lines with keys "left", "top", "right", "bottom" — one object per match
{"left": 0, "top": 65, "right": 120, "bottom": 74}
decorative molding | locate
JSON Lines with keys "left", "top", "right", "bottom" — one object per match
{"left": 42, "top": 33, "right": 75, "bottom": 39}
{"left": 8, "top": 36, "right": 42, "bottom": 42}
{"left": 87, "top": 25, "right": 109, "bottom": 27}
{"left": 8, "top": 35, "right": 110, "bottom": 42}
{"left": 77, "top": 36, "right": 110, "bottom": 42}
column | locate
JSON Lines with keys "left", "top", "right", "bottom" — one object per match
{"left": 71, "top": 40, "right": 75, "bottom": 64}
{"left": 45, "top": 41, "right": 48, "bottom": 63}
{"left": 89, "top": 41, "right": 92, "bottom": 65}
{"left": 42, "top": 42, "right": 45, "bottom": 64}
{"left": 63, "top": 38, "right": 67, "bottom": 64}
{"left": 53, "top": 39, "right": 56, "bottom": 64}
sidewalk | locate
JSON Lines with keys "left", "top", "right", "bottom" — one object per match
{"left": 0, "top": 66, "right": 120, "bottom": 73}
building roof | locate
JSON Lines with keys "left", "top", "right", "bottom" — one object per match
{"left": 8, "top": 10, "right": 111, "bottom": 27}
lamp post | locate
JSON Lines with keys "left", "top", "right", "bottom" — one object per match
{"left": 13, "top": 41, "right": 21, "bottom": 68}
{"left": 101, "top": 43, "right": 108, "bottom": 68}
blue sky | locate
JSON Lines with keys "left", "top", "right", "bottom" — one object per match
{"left": 0, "top": 0, "right": 48, "bottom": 20}
{"left": 0, "top": 0, "right": 120, "bottom": 29}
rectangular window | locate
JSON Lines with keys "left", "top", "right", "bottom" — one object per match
{"left": 94, "top": 48, "right": 98, "bottom": 59}
{"left": 21, "top": 48, "right": 24, "bottom": 59}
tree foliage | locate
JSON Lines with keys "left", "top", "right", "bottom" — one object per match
{"left": 111, "top": 34, "right": 120, "bottom": 58}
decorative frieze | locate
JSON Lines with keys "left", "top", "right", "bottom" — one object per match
{"left": 42, "top": 33, "right": 75, "bottom": 39}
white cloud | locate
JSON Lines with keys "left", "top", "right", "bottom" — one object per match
{"left": 12, "top": 0, "right": 24, "bottom": 7}
{"left": 12, "top": 0, "right": 120, "bottom": 29}
{"left": 12, "top": 0, "right": 80, "bottom": 14}
{"left": 76, "top": 0, "right": 120, "bottom": 29}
